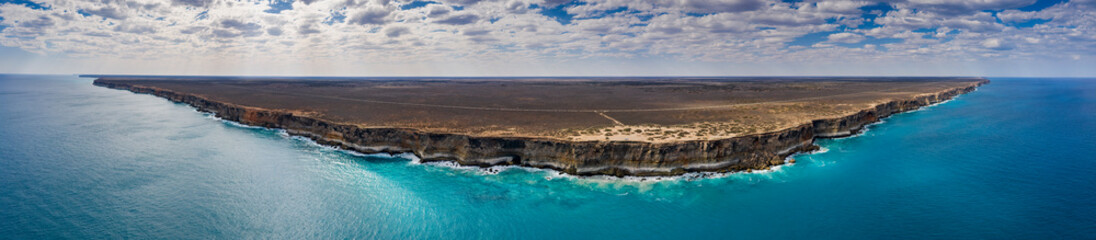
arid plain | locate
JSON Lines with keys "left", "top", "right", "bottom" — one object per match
{"left": 93, "top": 77, "right": 985, "bottom": 143}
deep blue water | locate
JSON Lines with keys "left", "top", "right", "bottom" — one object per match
{"left": 1, "top": 75, "right": 1094, "bottom": 239}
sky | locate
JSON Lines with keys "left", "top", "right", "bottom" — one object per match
{"left": 0, "top": 0, "right": 1093, "bottom": 77}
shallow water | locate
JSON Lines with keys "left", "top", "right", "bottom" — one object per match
{"left": 1, "top": 75, "right": 1094, "bottom": 239}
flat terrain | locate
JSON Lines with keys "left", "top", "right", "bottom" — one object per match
{"left": 93, "top": 77, "right": 985, "bottom": 142}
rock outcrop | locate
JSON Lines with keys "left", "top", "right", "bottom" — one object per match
{"left": 93, "top": 79, "right": 988, "bottom": 177}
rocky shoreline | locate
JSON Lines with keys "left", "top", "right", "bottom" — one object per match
{"left": 94, "top": 78, "right": 988, "bottom": 177}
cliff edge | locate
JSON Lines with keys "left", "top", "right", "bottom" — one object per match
{"left": 93, "top": 78, "right": 988, "bottom": 177}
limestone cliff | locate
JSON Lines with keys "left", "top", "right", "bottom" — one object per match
{"left": 93, "top": 79, "right": 988, "bottom": 177}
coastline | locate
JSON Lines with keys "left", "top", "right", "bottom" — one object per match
{"left": 93, "top": 78, "right": 989, "bottom": 177}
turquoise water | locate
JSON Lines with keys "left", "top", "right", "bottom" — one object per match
{"left": 1, "top": 75, "right": 1094, "bottom": 239}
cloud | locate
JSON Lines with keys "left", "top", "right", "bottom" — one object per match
{"left": 1073, "top": 0, "right": 1096, "bottom": 8}
{"left": 462, "top": 28, "right": 490, "bottom": 35}
{"left": 505, "top": 1, "right": 528, "bottom": 13}
{"left": 204, "top": 19, "right": 264, "bottom": 38}
{"left": 384, "top": 26, "right": 410, "bottom": 37}
{"left": 873, "top": 9, "right": 1004, "bottom": 33}
{"left": 427, "top": 5, "right": 451, "bottom": 17}
{"left": 898, "top": 0, "right": 1037, "bottom": 15}
{"left": 172, "top": 0, "right": 214, "bottom": 8}
{"left": 805, "top": 1, "right": 870, "bottom": 14}
{"left": 347, "top": 6, "right": 391, "bottom": 25}
{"left": 828, "top": 32, "right": 865, "bottom": 44}
{"left": 297, "top": 24, "right": 321, "bottom": 35}
{"left": 83, "top": 31, "right": 113, "bottom": 37}
{"left": 0, "top": 0, "right": 1092, "bottom": 75}
{"left": 680, "top": 0, "right": 765, "bottom": 14}
{"left": 434, "top": 14, "right": 479, "bottom": 25}
{"left": 81, "top": 7, "right": 127, "bottom": 20}
{"left": 113, "top": 24, "right": 156, "bottom": 34}
{"left": 267, "top": 27, "right": 283, "bottom": 36}
{"left": 211, "top": 29, "right": 240, "bottom": 37}
{"left": 21, "top": 16, "right": 56, "bottom": 28}
{"left": 220, "top": 19, "right": 262, "bottom": 32}
{"left": 981, "top": 38, "right": 1012, "bottom": 50}
{"left": 538, "top": 0, "right": 572, "bottom": 7}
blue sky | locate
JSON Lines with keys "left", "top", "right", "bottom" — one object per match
{"left": 0, "top": 0, "right": 1093, "bottom": 76}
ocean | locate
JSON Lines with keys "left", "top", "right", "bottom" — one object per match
{"left": 1, "top": 75, "right": 1094, "bottom": 239}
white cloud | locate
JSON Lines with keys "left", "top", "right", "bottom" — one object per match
{"left": 828, "top": 32, "right": 865, "bottom": 44}
{"left": 802, "top": 1, "right": 870, "bottom": 14}
{"left": 347, "top": 5, "right": 393, "bottom": 25}
{"left": 384, "top": 25, "right": 411, "bottom": 37}
{"left": 434, "top": 13, "right": 480, "bottom": 25}
{"left": 678, "top": 0, "right": 765, "bottom": 13}
{"left": 899, "top": 0, "right": 1037, "bottom": 15}
{"left": 981, "top": 38, "right": 1013, "bottom": 50}
{"left": 0, "top": 0, "right": 1091, "bottom": 76}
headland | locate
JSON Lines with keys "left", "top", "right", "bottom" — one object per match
{"left": 90, "top": 76, "right": 988, "bottom": 176}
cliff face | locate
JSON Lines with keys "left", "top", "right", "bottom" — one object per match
{"left": 93, "top": 79, "right": 988, "bottom": 177}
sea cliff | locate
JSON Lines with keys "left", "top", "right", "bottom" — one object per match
{"left": 94, "top": 79, "right": 988, "bottom": 177}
